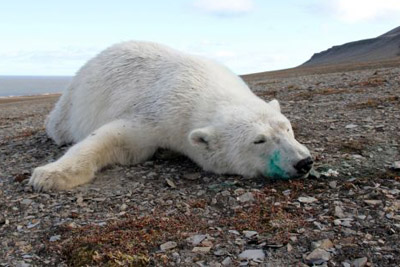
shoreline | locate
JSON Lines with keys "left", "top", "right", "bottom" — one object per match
{"left": 0, "top": 93, "right": 60, "bottom": 105}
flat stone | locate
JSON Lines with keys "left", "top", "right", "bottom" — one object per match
{"left": 214, "top": 248, "right": 227, "bottom": 256}
{"left": 228, "top": 230, "right": 240, "bottom": 235}
{"left": 20, "top": 199, "right": 33, "bottom": 205}
{"left": 243, "top": 230, "right": 258, "bottom": 238}
{"left": 312, "top": 239, "right": 334, "bottom": 250}
{"left": 305, "top": 248, "right": 331, "bottom": 265}
{"left": 187, "top": 234, "right": 207, "bottom": 246}
{"left": 49, "top": 235, "right": 61, "bottom": 242}
{"left": 237, "top": 192, "right": 255, "bottom": 203}
{"left": 165, "top": 178, "right": 176, "bottom": 188}
{"left": 298, "top": 196, "right": 317, "bottom": 204}
{"left": 183, "top": 173, "right": 201, "bottom": 180}
{"left": 392, "top": 161, "right": 400, "bottom": 170}
{"left": 345, "top": 124, "right": 358, "bottom": 129}
{"left": 329, "top": 181, "right": 337, "bottom": 188}
{"left": 335, "top": 206, "right": 346, "bottom": 218}
{"left": 353, "top": 257, "right": 368, "bottom": 267}
{"left": 160, "top": 241, "right": 177, "bottom": 251}
{"left": 238, "top": 249, "right": 265, "bottom": 261}
{"left": 16, "top": 261, "right": 31, "bottom": 267}
{"left": 321, "top": 169, "right": 339, "bottom": 177}
{"left": 319, "top": 239, "right": 334, "bottom": 250}
{"left": 221, "top": 257, "right": 232, "bottom": 266}
{"left": 364, "top": 200, "right": 382, "bottom": 206}
{"left": 192, "top": 246, "right": 211, "bottom": 253}
{"left": 309, "top": 169, "right": 321, "bottom": 179}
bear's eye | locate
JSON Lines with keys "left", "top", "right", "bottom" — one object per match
{"left": 253, "top": 138, "right": 266, "bottom": 144}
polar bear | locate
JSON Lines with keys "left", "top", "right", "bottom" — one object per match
{"left": 29, "top": 41, "right": 313, "bottom": 191}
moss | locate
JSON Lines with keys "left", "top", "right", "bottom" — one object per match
{"left": 104, "top": 251, "right": 149, "bottom": 267}
{"left": 67, "top": 246, "right": 149, "bottom": 267}
{"left": 67, "top": 245, "right": 99, "bottom": 266}
{"left": 53, "top": 213, "right": 205, "bottom": 266}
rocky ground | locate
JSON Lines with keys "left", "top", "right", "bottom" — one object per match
{"left": 1, "top": 66, "right": 400, "bottom": 266}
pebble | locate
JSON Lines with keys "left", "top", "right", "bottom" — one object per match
{"left": 192, "top": 246, "right": 212, "bottom": 253}
{"left": 392, "top": 161, "right": 400, "bottom": 170}
{"left": 214, "top": 248, "right": 227, "bottom": 256}
{"left": 335, "top": 206, "right": 346, "bottom": 218}
{"left": 221, "top": 190, "right": 230, "bottom": 196}
{"left": 329, "top": 180, "right": 337, "bottom": 188}
{"left": 16, "top": 261, "right": 31, "bottom": 267}
{"left": 312, "top": 239, "right": 334, "bottom": 250}
{"left": 321, "top": 169, "right": 339, "bottom": 177}
{"left": 298, "top": 196, "right": 317, "bottom": 203}
{"left": 120, "top": 203, "right": 127, "bottom": 211}
{"left": 27, "top": 221, "right": 40, "bottom": 229}
{"left": 308, "top": 169, "right": 321, "bottom": 179}
{"left": 228, "top": 230, "right": 240, "bottom": 235}
{"left": 364, "top": 200, "right": 382, "bottom": 206}
{"left": 165, "top": 178, "right": 176, "bottom": 188}
{"left": 183, "top": 173, "right": 201, "bottom": 180}
{"left": 305, "top": 248, "right": 331, "bottom": 265}
{"left": 237, "top": 192, "right": 255, "bottom": 203}
{"left": 187, "top": 234, "right": 207, "bottom": 246}
{"left": 49, "top": 235, "right": 61, "bottom": 242}
{"left": 334, "top": 219, "right": 342, "bottom": 226}
{"left": 221, "top": 257, "right": 232, "bottom": 266}
{"left": 238, "top": 249, "right": 265, "bottom": 261}
{"left": 243, "top": 230, "right": 258, "bottom": 238}
{"left": 345, "top": 124, "right": 358, "bottom": 129}
{"left": 160, "top": 241, "right": 177, "bottom": 251}
{"left": 20, "top": 199, "right": 33, "bottom": 206}
{"left": 353, "top": 257, "right": 368, "bottom": 267}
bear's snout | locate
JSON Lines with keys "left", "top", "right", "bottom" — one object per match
{"left": 293, "top": 156, "right": 313, "bottom": 175}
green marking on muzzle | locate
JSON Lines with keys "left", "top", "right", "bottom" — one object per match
{"left": 264, "top": 150, "right": 289, "bottom": 180}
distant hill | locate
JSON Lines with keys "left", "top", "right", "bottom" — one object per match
{"left": 302, "top": 26, "right": 400, "bottom": 67}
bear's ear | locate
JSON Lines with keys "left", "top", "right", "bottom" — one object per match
{"left": 189, "top": 127, "right": 215, "bottom": 150}
{"left": 269, "top": 99, "right": 281, "bottom": 112}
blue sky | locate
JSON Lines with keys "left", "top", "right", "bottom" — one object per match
{"left": 0, "top": 0, "right": 399, "bottom": 75}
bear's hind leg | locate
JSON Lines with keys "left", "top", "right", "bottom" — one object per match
{"left": 29, "top": 120, "right": 157, "bottom": 191}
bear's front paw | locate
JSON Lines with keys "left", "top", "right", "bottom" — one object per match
{"left": 29, "top": 164, "right": 73, "bottom": 191}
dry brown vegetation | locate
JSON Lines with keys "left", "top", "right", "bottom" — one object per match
{"left": 347, "top": 95, "right": 399, "bottom": 109}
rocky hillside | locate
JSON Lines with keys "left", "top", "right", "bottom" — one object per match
{"left": 302, "top": 26, "right": 400, "bottom": 67}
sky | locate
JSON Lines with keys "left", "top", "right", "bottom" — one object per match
{"left": 0, "top": 0, "right": 399, "bottom": 76}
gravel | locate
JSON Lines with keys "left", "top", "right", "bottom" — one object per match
{"left": 1, "top": 66, "right": 400, "bottom": 266}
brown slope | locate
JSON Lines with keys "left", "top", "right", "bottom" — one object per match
{"left": 302, "top": 26, "right": 400, "bottom": 67}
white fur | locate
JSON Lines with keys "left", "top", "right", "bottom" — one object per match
{"left": 30, "top": 41, "right": 311, "bottom": 191}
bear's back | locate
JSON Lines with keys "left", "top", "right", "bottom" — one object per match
{"left": 48, "top": 41, "right": 254, "bottom": 143}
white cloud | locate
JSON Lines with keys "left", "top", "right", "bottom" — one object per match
{"left": 193, "top": 0, "right": 254, "bottom": 16}
{"left": 329, "top": 0, "right": 400, "bottom": 22}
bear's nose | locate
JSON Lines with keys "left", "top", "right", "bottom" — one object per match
{"left": 294, "top": 157, "right": 313, "bottom": 174}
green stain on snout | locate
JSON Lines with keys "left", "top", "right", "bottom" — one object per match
{"left": 263, "top": 151, "right": 289, "bottom": 180}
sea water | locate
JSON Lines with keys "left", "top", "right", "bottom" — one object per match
{"left": 0, "top": 76, "right": 72, "bottom": 97}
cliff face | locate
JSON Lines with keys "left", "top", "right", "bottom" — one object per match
{"left": 302, "top": 26, "right": 400, "bottom": 67}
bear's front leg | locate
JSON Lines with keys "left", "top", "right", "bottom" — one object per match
{"left": 29, "top": 120, "right": 157, "bottom": 191}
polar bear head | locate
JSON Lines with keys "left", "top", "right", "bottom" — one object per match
{"left": 189, "top": 99, "right": 312, "bottom": 180}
